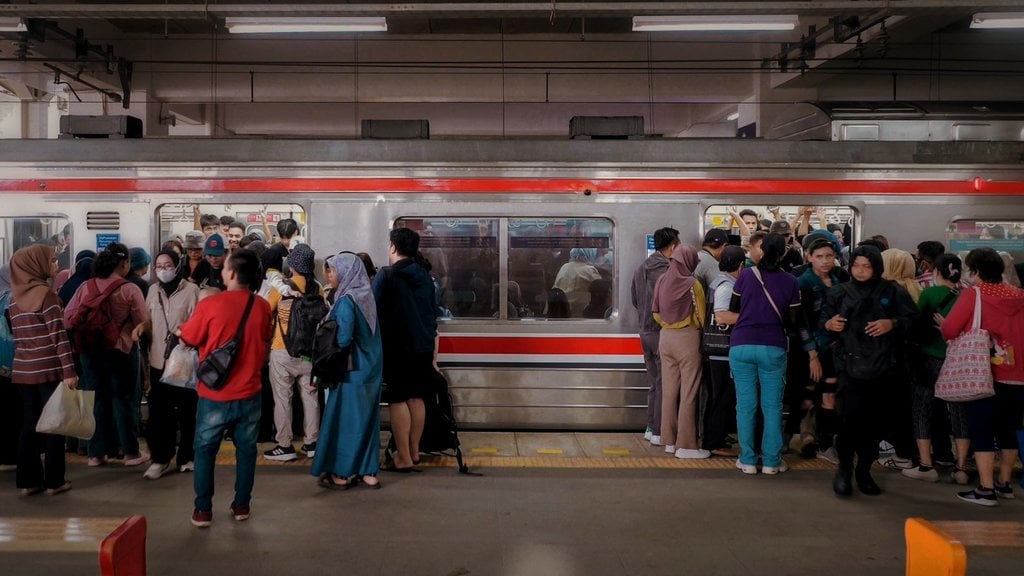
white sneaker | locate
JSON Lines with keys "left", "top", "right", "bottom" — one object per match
{"left": 878, "top": 455, "right": 913, "bottom": 470}
{"left": 179, "top": 461, "right": 195, "bottom": 473}
{"left": 664, "top": 445, "right": 676, "bottom": 454}
{"left": 735, "top": 459, "right": 758, "bottom": 475}
{"left": 143, "top": 462, "right": 172, "bottom": 480}
{"left": 649, "top": 435, "right": 663, "bottom": 446}
{"left": 901, "top": 466, "right": 939, "bottom": 483}
{"left": 675, "top": 448, "right": 711, "bottom": 459}
{"left": 762, "top": 461, "right": 789, "bottom": 475}
{"left": 816, "top": 447, "right": 840, "bottom": 465}
{"left": 643, "top": 428, "right": 653, "bottom": 441}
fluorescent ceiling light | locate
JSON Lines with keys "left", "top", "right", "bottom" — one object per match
{"left": 726, "top": 112, "right": 740, "bottom": 121}
{"left": 632, "top": 15, "right": 798, "bottom": 32}
{"left": 0, "top": 18, "right": 27, "bottom": 32}
{"left": 224, "top": 17, "right": 387, "bottom": 34}
{"left": 970, "top": 13, "right": 1024, "bottom": 29}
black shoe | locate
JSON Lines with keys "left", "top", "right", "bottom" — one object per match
{"left": 833, "top": 469, "right": 853, "bottom": 497}
{"left": 856, "top": 472, "right": 882, "bottom": 496}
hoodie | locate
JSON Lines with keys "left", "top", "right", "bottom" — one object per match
{"left": 941, "top": 282, "right": 1024, "bottom": 385}
{"left": 373, "top": 258, "right": 438, "bottom": 358}
{"left": 631, "top": 252, "right": 670, "bottom": 334}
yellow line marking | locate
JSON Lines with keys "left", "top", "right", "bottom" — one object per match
{"left": 602, "top": 449, "right": 631, "bottom": 456}
{"left": 537, "top": 449, "right": 564, "bottom": 455}
{"left": 471, "top": 448, "right": 499, "bottom": 454}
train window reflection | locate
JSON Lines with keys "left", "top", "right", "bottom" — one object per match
{"left": 0, "top": 217, "right": 71, "bottom": 271}
{"left": 395, "top": 218, "right": 499, "bottom": 319}
{"left": 509, "top": 218, "right": 613, "bottom": 320}
{"left": 948, "top": 220, "right": 1024, "bottom": 286}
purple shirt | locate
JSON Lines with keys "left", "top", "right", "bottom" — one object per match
{"left": 730, "top": 267, "right": 801, "bottom": 350}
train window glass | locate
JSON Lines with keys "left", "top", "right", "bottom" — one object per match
{"left": 509, "top": 218, "right": 613, "bottom": 320}
{"left": 395, "top": 217, "right": 500, "bottom": 319}
{"left": 0, "top": 217, "right": 72, "bottom": 272}
{"left": 947, "top": 220, "right": 1024, "bottom": 285}
{"left": 157, "top": 203, "right": 306, "bottom": 249}
{"left": 704, "top": 205, "right": 855, "bottom": 258}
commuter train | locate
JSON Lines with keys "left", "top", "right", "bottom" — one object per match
{"left": 2, "top": 137, "right": 1023, "bottom": 430}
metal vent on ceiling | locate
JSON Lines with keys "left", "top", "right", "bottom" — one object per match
{"left": 86, "top": 211, "right": 120, "bottom": 230}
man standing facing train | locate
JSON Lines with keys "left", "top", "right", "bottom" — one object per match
{"left": 632, "top": 227, "right": 679, "bottom": 445}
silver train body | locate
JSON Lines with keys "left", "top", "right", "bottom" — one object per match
{"left": 1, "top": 138, "right": 1022, "bottom": 430}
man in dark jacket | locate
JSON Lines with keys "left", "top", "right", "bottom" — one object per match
{"left": 821, "top": 245, "right": 917, "bottom": 498}
{"left": 630, "top": 227, "right": 679, "bottom": 445}
{"left": 373, "top": 228, "right": 438, "bottom": 471}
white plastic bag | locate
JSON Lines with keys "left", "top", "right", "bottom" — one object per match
{"left": 161, "top": 344, "right": 198, "bottom": 389}
{"left": 35, "top": 385, "right": 95, "bottom": 440}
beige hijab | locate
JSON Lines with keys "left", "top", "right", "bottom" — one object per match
{"left": 10, "top": 244, "right": 58, "bottom": 312}
{"left": 882, "top": 248, "right": 922, "bottom": 303}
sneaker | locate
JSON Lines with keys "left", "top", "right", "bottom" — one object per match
{"left": 191, "top": 509, "right": 213, "bottom": 527}
{"left": 649, "top": 435, "right": 663, "bottom": 446}
{"left": 674, "top": 448, "right": 711, "bottom": 459}
{"left": 994, "top": 482, "right": 1015, "bottom": 500}
{"left": 179, "top": 461, "right": 195, "bottom": 473}
{"left": 230, "top": 502, "right": 251, "bottom": 521}
{"left": 301, "top": 443, "right": 317, "bottom": 458}
{"left": 643, "top": 428, "right": 653, "bottom": 441}
{"left": 664, "top": 445, "right": 676, "bottom": 454}
{"left": 123, "top": 452, "right": 151, "bottom": 467}
{"left": 816, "top": 447, "right": 840, "bottom": 465}
{"left": 878, "top": 455, "right": 914, "bottom": 470}
{"left": 957, "top": 487, "right": 998, "bottom": 507}
{"left": 735, "top": 459, "right": 758, "bottom": 475}
{"left": 951, "top": 467, "right": 970, "bottom": 486}
{"left": 762, "top": 461, "right": 789, "bottom": 475}
{"left": 263, "top": 445, "right": 298, "bottom": 462}
{"left": 901, "top": 466, "right": 939, "bottom": 482}
{"left": 143, "top": 462, "right": 172, "bottom": 480}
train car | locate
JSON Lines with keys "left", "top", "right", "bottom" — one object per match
{"left": 1, "top": 138, "right": 1023, "bottom": 430}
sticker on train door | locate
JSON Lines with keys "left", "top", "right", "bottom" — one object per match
{"left": 96, "top": 233, "right": 120, "bottom": 251}
{"left": 646, "top": 234, "right": 655, "bottom": 257}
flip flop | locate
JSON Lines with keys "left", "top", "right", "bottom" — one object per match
{"left": 318, "top": 475, "right": 353, "bottom": 491}
{"left": 19, "top": 486, "right": 44, "bottom": 497}
{"left": 359, "top": 477, "right": 382, "bottom": 490}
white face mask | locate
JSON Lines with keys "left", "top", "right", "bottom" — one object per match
{"left": 156, "top": 269, "right": 177, "bottom": 284}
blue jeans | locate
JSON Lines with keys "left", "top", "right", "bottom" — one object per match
{"left": 729, "top": 345, "right": 788, "bottom": 467}
{"left": 82, "top": 349, "right": 140, "bottom": 458}
{"left": 193, "top": 395, "right": 261, "bottom": 513}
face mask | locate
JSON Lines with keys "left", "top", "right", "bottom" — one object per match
{"left": 156, "top": 269, "right": 177, "bottom": 284}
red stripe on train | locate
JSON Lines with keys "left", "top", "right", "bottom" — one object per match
{"left": 438, "top": 336, "right": 643, "bottom": 355}
{"left": 1, "top": 177, "right": 1022, "bottom": 195}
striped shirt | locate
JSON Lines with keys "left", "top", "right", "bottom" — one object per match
{"left": 9, "top": 302, "right": 75, "bottom": 385}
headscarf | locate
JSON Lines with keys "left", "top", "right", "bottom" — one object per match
{"left": 882, "top": 248, "right": 922, "bottom": 302}
{"left": 651, "top": 244, "right": 698, "bottom": 325}
{"left": 10, "top": 244, "right": 58, "bottom": 312}
{"left": 569, "top": 247, "right": 597, "bottom": 263}
{"left": 999, "top": 251, "right": 1021, "bottom": 288}
{"left": 156, "top": 250, "right": 184, "bottom": 298}
{"left": 58, "top": 255, "right": 95, "bottom": 306}
{"left": 327, "top": 252, "right": 378, "bottom": 334}
{"left": 0, "top": 265, "right": 10, "bottom": 295}
{"left": 848, "top": 245, "right": 884, "bottom": 289}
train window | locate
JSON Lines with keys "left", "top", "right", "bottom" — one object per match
{"left": 704, "top": 205, "right": 855, "bottom": 252}
{"left": 395, "top": 217, "right": 500, "bottom": 319}
{"left": 0, "top": 217, "right": 72, "bottom": 271}
{"left": 947, "top": 220, "right": 1024, "bottom": 285}
{"left": 509, "top": 218, "right": 613, "bottom": 320}
{"left": 157, "top": 203, "right": 306, "bottom": 249}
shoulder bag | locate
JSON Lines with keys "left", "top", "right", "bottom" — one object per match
{"left": 935, "top": 288, "right": 995, "bottom": 402}
{"left": 701, "top": 281, "right": 732, "bottom": 357}
{"left": 196, "top": 293, "right": 255, "bottom": 391}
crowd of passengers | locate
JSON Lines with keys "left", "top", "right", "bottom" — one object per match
{"left": 1, "top": 213, "right": 440, "bottom": 527}
{"left": 633, "top": 208, "right": 1024, "bottom": 506}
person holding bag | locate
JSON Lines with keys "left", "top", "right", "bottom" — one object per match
{"left": 941, "top": 247, "right": 1024, "bottom": 507}
{"left": 8, "top": 244, "right": 77, "bottom": 496}
{"left": 177, "top": 250, "right": 272, "bottom": 527}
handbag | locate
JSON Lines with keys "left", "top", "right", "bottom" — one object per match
{"left": 36, "top": 385, "right": 96, "bottom": 440}
{"left": 161, "top": 343, "right": 199, "bottom": 389}
{"left": 311, "top": 295, "right": 355, "bottom": 390}
{"left": 196, "top": 294, "right": 255, "bottom": 391}
{"left": 701, "top": 281, "right": 732, "bottom": 357}
{"left": 935, "top": 288, "right": 995, "bottom": 402}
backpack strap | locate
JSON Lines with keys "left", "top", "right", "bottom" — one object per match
{"left": 750, "top": 267, "right": 783, "bottom": 321}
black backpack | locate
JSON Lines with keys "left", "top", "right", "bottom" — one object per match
{"left": 839, "top": 281, "right": 896, "bottom": 380}
{"left": 385, "top": 369, "right": 473, "bottom": 475}
{"left": 282, "top": 283, "right": 329, "bottom": 359}
{"left": 310, "top": 297, "right": 353, "bottom": 389}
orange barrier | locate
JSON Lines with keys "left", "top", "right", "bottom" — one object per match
{"left": 905, "top": 518, "right": 967, "bottom": 576}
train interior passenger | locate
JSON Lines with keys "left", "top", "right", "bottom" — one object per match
{"left": 157, "top": 204, "right": 306, "bottom": 250}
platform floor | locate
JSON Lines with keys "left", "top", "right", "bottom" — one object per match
{"left": 3, "top": 432, "right": 1022, "bottom": 576}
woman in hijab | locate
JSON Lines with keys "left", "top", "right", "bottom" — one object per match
{"left": 651, "top": 245, "right": 709, "bottom": 459}
{"left": 822, "top": 245, "right": 916, "bottom": 497}
{"left": 312, "top": 252, "right": 384, "bottom": 490}
{"left": 729, "top": 234, "right": 802, "bottom": 474}
{"left": 56, "top": 251, "right": 96, "bottom": 306}
{"left": 52, "top": 250, "right": 95, "bottom": 296}
{"left": 882, "top": 248, "right": 923, "bottom": 304}
{"left": 553, "top": 247, "right": 602, "bottom": 317}
{"left": 8, "top": 244, "right": 77, "bottom": 496}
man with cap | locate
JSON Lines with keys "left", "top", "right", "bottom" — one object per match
{"left": 192, "top": 234, "right": 227, "bottom": 299}
{"left": 703, "top": 245, "right": 746, "bottom": 457}
{"left": 769, "top": 220, "right": 804, "bottom": 273}
{"left": 695, "top": 228, "right": 730, "bottom": 290}
{"left": 183, "top": 231, "right": 207, "bottom": 279}
{"left": 263, "top": 243, "right": 324, "bottom": 462}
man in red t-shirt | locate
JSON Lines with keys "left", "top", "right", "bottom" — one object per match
{"left": 178, "top": 250, "right": 272, "bottom": 528}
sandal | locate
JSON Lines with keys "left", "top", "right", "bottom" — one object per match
{"left": 318, "top": 474, "right": 353, "bottom": 491}
{"left": 46, "top": 481, "right": 72, "bottom": 496}
{"left": 19, "top": 486, "right": 45, "bottom": 497}
{"left": 359, "top": 476, "right": 382, "bottom": 490}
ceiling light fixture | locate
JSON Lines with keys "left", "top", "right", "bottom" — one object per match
{"left": 632, "top": 15, "right": 798, "bottom": 32}
{"left": 726, "top": 112, "right": 740, "bottom": 121}
{"left": 970, "top": 13, "right": 1024, "bottom": 29}
{"left": 0, "top": 18, "right": 27, "bottom": 32}
{"left": 224, "top": 17, "right": 387, "bottom": 34}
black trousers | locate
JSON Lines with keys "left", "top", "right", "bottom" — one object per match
{"left": 147, "top": 368, "right": 198, "bottom": 467}
{"left": 702, "top": 358, "right": 736, "bottom": 450}
{"left": 16, "top": 382, "right": 66, "bottom": 490}
{"left": 0, "top": 376, "right": 20, "bottom": 465}
{"left": 835, "top": 372, "right": 884, "bottom": 473}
